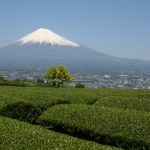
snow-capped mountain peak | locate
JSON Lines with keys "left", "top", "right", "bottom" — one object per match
{"left": 17, "top": 28, "right": 79, "bottom": 47}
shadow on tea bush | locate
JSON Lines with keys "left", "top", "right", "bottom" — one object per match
{"left": 40, "top": 99, "right": 71, "bottom": 111}
{"left": 0, "top": 102, "right": 42, "bottom": 123}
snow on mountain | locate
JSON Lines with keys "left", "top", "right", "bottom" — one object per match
{"left": 17, "top": 28, "right": 79, "bottom": 47}
{"left": 0, "top": 27, "right": 150, "bottom": 72}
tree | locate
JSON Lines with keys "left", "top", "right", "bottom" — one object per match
{"left": 45, "top": 65, "right": 74, "bottom": 87}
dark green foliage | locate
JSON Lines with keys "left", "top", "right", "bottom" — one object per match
{"left": 36, "top": 78, "right": 45, "bottom": 83}
{"left": 40, "top": 104, "right": 150, "bottom": 149}
{"left": 0, "top": 75, "right": 5, "bottom": 81}
{"left": 0, "top": 102, "right": 42, "bottom": 123}
{"left": 75, "top": 83, "right": 85, "bottom": 88}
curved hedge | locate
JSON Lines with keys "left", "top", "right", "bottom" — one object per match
{"left": 39, "top": 104, "right": 150, "bottom": 149}
{"left": 94, "top": 96, "right": 150, "bottom": 112}
{"left": 0, "top": 116, "right": 119, "bottom": 150}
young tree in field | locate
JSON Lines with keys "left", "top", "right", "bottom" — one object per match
{"left": 45, "top": 65, "right": 74, "bottom": 87}
{"left": 45, "top": 66, "right": 57, "bottom": 87}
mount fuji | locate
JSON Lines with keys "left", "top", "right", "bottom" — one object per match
{"left": 0, "top": 28, "right": 150, "bottom": 72}
{"left": 18, "top": 28, "right": 79, "bottom": 47}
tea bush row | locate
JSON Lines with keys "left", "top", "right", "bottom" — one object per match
{"left": 0, "top": 116, "right": 119, "bottom": 150}
{"left": 40, "top": 104, "right": 150, "bottom": 149}
{"left": 94, "top": 96, "right": 150, "bottom": 112}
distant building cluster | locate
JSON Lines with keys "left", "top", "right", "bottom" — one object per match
{"left": 0, "top": 69, "right": 150, "bottom": 89}
{"left": 70, "top": 72, "right": 150, "bottom": 89}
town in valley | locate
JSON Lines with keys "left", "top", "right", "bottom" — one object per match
{"left": 1, "top": 69, "right": 150, "bottom": 89}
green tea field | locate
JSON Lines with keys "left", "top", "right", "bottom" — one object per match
{"left": 0, "top": 86, "right": 150, "bottom": 149}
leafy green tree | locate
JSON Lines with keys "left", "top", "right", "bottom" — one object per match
{"left": 45, "top": 66, "right": 58, "bottom": 87}
{"left": 45, "top": 65, "right": 74, "bottom": 87}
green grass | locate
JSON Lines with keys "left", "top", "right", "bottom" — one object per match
{"left": 0, "top": 116, "right": 119, "bottom": 150}
{"left": 40, "top": 104, "right": 150, "bottom": 149}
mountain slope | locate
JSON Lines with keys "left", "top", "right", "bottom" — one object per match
{"left": 0, "top": 28, "right": 150, "bottom": 72}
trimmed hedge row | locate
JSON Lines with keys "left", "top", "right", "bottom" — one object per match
{"left": 39, "top": 104, "right": 150, "bottom": 149}
{"left": 1, "top": 86, "right": 150, "bottom": 109}
{"left": 0, "top": 86, "right": 100, "bottom": 107}
{"left": 0, "top": 100, "right": 71, "bottom": 123}
{"left": 0, "top": 92, "right": 71, "bottom": 112}
{"left": 94, "top": 96, "right": 150, "bottom": 112}
{"left": 0, "top": 116, "right": 119, "bottom": 150}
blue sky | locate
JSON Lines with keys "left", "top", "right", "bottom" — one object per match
{"left": 0, "top": 0, "right": 150, "bottom": 60}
